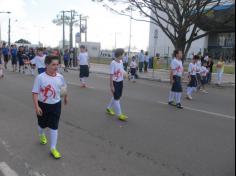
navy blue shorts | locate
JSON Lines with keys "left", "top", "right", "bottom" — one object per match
{"left": 113, "top": 81, "right": 123, "bottom": 100}
{"left": 37, "top": 101, "right": 62, "bottom": 130}
{"left": 130, "top": 68, "right": 136, "bottom": 76}
{"left": 3, "top": 55, "right": 9, "bottom": 62}
{"left": 80, "top": 65, "right": 89, "bottom": 78}
{"left": 12, "top": 56, "right": 17, "bottom": 65}
{"left": 188, "top": 75, "right": 197, "bottom": 88}
{"left": 201, "top": 76, "right": 207, "bottom": 85}
{"left": 171, "top": 75, "right": 183, "bottom": 92}
{"left": 38, "top": 68, "right": 46, "bottom": 74}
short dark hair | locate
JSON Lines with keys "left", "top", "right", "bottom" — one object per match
{"left": 114, "top": 48, "right": 125, "bottom": 58}
{"left": 193, "top": 55, "right": 200, "bottom": 60}
{"left": 173, "top": 49, "right": 181, "bottom": 57}
{"left": 37, "top": 47, "right": 43, "bottom": 52}
{"left": 80, "top": 45, "right": 86, "bottom": 49}
{"left": 45, "top": 55, "right": 59, "bottom": 65}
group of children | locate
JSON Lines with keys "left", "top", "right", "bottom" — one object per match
{"left": 168, "top": 50, "right": 225, "bottom": 109}
{"left": 30, "top": 47, "right": 127, "bottom": 159}
{"left": 1, "top": 46, "right": 226, "bottom": 159}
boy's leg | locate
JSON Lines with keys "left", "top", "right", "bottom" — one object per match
{"left": 50, "top": 129, "right": 58, "bottom": 150}
{"left": 168, "top": 91, "right": 175, "bottom": 102}
{"left": 107, "top": 97, "right": 114, "bottom": 109}
{"left": 176, "top": 93, "right": 182, "bottom": 104}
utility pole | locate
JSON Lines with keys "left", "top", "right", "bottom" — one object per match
{"left": 69, "top": 10, "right": 74, "bottom": 49}
{"left": 8, "top": 18, "right": 11, "bottom": 46}
{"left": 62, "top": 11, "right": 65, "bottom": 50}
{"left": 128, "top": 8, "right": 133, "bottom": 58}
{"left": 0, "top": 11, "right": 11, "bottom": 46}
{"left": 79, "top": 14, "right": 82, "bottom": 43}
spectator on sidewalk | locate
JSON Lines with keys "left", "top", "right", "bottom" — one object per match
{"left": 144, "top": 51, "right": 149, "bottom": 73}
{"left": 138, "top": 50, "right": 144, "bottom": 73}
{"left": 10, "top": 45, "right": 18, "bottom": 72}
{"left": 206, "top": 56, "right": 214, "bottom": 84}
{"left": 216, "top": 57, "right": 225, "bottom": 86}
{"left": 123, "top": 53, "right": 129, "bottom": 71}
{"left": 63, "top": 49, "right": 70, "bottom": 72}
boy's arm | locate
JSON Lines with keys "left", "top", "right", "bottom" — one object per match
{"left": 110, "top": 75, "right": 115, "bottom": 93}
{"left": 32, "top": 93, "right": 42, "bottom": 116}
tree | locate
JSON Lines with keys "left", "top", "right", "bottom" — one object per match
{"left": 15, "top": 39, "right": 31, "bottom": 44}
{"left": 92, "top": 0, "right": 231, "bottom": 58}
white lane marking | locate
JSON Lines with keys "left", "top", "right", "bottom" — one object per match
{"left": 158, "top": 101, "right": 235, "bottom": 120}
{"left": 0, "top": 162, "right": 18, "bottom": 176}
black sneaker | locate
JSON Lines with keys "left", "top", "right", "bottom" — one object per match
{"left": 176, "top": 103, "right": 184, "bottom": 109}
{"left": 168, "top": 101, "right": 176, "bottom": 106}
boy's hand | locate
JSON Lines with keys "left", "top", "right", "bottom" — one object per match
{"left": 64, "top": 96, "right": 68, "bottom": 105}
{"left": 111, "top": 86, "right": 115, "bottom": 94}
{"left": 35, "top": 106, "right": 43, "bottom": 116}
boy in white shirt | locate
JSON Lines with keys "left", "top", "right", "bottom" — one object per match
{"left": 31, "top": 48, "right": 46, "bottom": 74}
{"left": 200, "top": 61, "right": 209, "bottom": 94}
{"left": 168, "top": 50, "right": 184, "bottom": 109}
{"left": 130, "top": 56, "right": 137, "bottom": 82}
{"left": 32, "top": 55, "right": 68, "bottom": 159}
{"left": 77, "top": 45, "right": 90, "bottom": 88}
{"left": 186, "top": 55, "right": 198, "bottom": 100}
{"left": 106, "top": 48, "right": 128, "bottom": 121}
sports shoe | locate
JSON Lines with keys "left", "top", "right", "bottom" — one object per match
{"left": 168, "top": 101, "right": 176, "bottom": 106}
{"left": 40, "top": 134, "right": 48, "bottom": 145}
{"left": 51, "top": 149, "right": 61, "bottom": 159}
{"left": 176, "top": 103, "right": 184, "bottom": 109}
{"left": 106, "top": 108, "right": 115, "bottom": 116}
{"left": 186, "top": 95, "right": 193, "bottom": 100}
{"left": 118, "top": 114, "right": 128, "bottom": 121}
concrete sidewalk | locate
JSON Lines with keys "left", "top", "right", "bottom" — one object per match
{"left": 70, "top": 63, "right": 235, "bottom": 85}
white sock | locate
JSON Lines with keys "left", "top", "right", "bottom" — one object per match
{"left": 107, "top": 98, "right": 114, "bottom": 109}
{"left": 168, "top": 91, "right": 175, "bottom": 102}
{"left": 187, "top": 87, "right": 192, "bottom": 96}
{"left": 176, "top": 93, "right": 182, "bottom": 104}
{"left": 80, "top": 78, "right": 85, "bottom": 84}
{"left": 50, "top": 129, "right": 58, "bottom": 150}
{"left": 114, "top": 100, "right": 122, "bottom": 116}
{"left": 38, "top": 126, "right": 45, "bottom": 136}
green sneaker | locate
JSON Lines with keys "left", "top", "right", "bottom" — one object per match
{"left": 51, "top": 149, "right": 61, "bottom": 159}
{"left": 106, "top": 108, "right": 115, "bottom": 116}
{"left": 40, "top": 134, "right": 47, "bottom": 145}
{"left": 118, "top": 114, "right": 128, "bottom": 121}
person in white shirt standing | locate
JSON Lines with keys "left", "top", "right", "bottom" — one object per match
{"left": 130, "top": 56, "right": 137, "bottom": 83}
{"left": 196, "top": 57, "right": 202, "bottom": 91}
{"left": 77, "top": 45, "right": 90, "bottom": 88}
{"left": 106, "top": 48, "right": 128, "bottom": 121}
{"left": 32, "top": 55, "right": 68, "bottom": 159}
{"left": 168, "top": 50, "right": 184, "bottom": 109}
{"left": 123, "top": 53, "right": 129, "bottom": 71}
{"left": 200, "top": 61, "right": 209, "bottom": 94}
{"left": 31, "top": 48, "right": 46, "bottom": 75}
{"left": 186, "top": 55, "right": 198, "bottom": 100}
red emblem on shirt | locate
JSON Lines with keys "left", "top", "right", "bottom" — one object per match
{"left": 113, "top": 69, "right": 122, "bottom": 80}
{"left": 40, "top": 84, "right": 56, "bottom": 102}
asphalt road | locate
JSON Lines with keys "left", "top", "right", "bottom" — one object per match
{"left": 0, "top": 69, "right": 235, "bottom": 176}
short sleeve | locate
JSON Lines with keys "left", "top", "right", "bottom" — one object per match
{"left": 32, "top": 76, "right": 40, "bottom": 94}
{"left": 110, "top": 62, "right": 115, "bottom": 75}
{"left": 171, "top": 60, "right": 177, "bottom": 70}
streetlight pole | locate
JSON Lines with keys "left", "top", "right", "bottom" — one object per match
{"left": 128, "top": 8, "right": 133, "bottom": 58}
{"left": 0, "top": 11, "right": 11, "bottom": 45}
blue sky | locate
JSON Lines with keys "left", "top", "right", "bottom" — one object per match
{"left": 0, "top": 0, "right": 150, "bottom": 50}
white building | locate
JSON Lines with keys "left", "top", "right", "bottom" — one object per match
{"left": 148, "top": 19, "right": 209, "bottom": 58}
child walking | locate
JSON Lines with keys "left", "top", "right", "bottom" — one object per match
{"left": 130, "top": 56, "right": 137, "bottom": 83}
{"left": 32, "top": 55, "right": 68, "bottom": 159}
{"left": 168, "top": 50, "right": 184, "bottom": 109}
{"left": 77, "top": 45, "right": 90, "bottom": 88}
{"left": 186, "top": 55, "right": 198, "bottom": 100}
{"left": 106, "top": 48, "right": 128, "bottom": 121}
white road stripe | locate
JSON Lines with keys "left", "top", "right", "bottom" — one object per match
{"left": 0, "top": 162, "right": 18, "bottom": 176}
{"left": 158, "top": 101, "right": 235, "bottom": 120}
